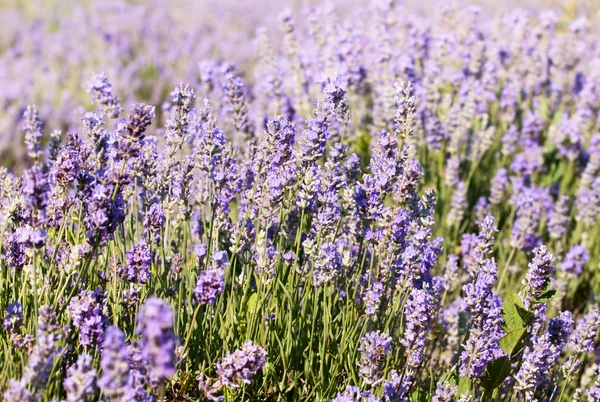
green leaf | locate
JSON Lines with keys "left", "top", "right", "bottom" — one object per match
{"left": 457, "top": 376, "right": 473, "bottom": 397}
{"left": 515, "top": 305, "right": 534, "bottom": 324}
{"left": 551, "top": 109, "right": 563, "bottom": 125}
{"left": 409, "top": 386, "right": 427, "bottom": 402}
{"left": 499, "top": 328, "right": 527, "bottom": 356}
{"left": 501, "top": 292, "right": 526, "bottom": 331}
{"left": 538, "top": 100, "right": 549, "bottom": 120}
{"left": 534, "top": 290, "right": 556, "bottom": 303}
{"left": 245, "top": 293, "right": 259, "bottom": 317}
{"left": 480, "top": 357, "right": 512, "bottom": 399}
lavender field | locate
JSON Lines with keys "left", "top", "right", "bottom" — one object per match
{"left": 1, "top": 0, "right": 600, "bottom": 401}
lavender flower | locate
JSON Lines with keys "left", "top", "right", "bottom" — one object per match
{"left": 118, "top": 103, "right": 155, "bottom": 157}
{"left": 97, "top": 326, "right": 130, "bottom": 398}
{"left": 22, "top": 165, "right": 50, "bottom": 223}
{"left": 194, "top": 243, "right": 208, "bottom": 266}
{"left": 560, "top": 244, "right": 589, "bottom": 276}
{"left": 549, "top": 195, "right": 571, "bottom": 240}
{"left": 443, "top": 254, "right": 460, "bottom": 293}
{"left": 362, "top": 281, "right": 384, "bottom": 316}
{"left": 136, "top": 297, "right": 179, "bottom": 382}
{"left": 194, "top": 266, "right": 225, "bottom": 305}
{"left": 4, "top": 231, "right": 29, "bottom": 271}
{"left": 194, "top": 250, "right": 229, "bottom": 304}
{"left": 81, "top": 112, "right": 107, "bottom": 158}
{"left": 216, "top": 341, "right": 267, "bottom": 388}
{"left": 394, "top": 81, "right": 416, "bottom": 149}
{"left": 68, "top": 288, "right": 108, "bottom": 347}
{"left": 64, "top": 353, "right": 97, "bottom": 402}
{"left": 122, "top": 240, "right": 152, "bottom": 284}
{"left": 123, "top": 285, "right": 141, "bottom": 310}
{"left": 3, "top": 301, "right": 23, "bottom": 334}
{"left": 400, "top": 288, "right": 436, "bottom": 369}
{"left": 332, "top": 385, "right": 379, "bottom": 402}
{"left": 460, "top": 257, "right": 505, "bottom": 378}
{"left": 88, "top": 72, "right": 123, "bottom": 119}
{"left": 165, "top": 84, "right": 195, "bottom": 150}
{"left": 357, "top": 331, "right": 392, "bottom": 384}
{"left": 522, "top": 245, "right": 555, "bottom": 301}
{"left": 23, "top": 105, "right": 43, "bottom": 163}
{"left": 395, "top": 157, "right": 423, "bottom": 207}
{"left": 489, "top": 168, "right": 508, "bottom": 207}
{"left": 382, "top": 369, "right": 404, "bottom": 401}
{"left": 3, "top": 380, "right": 31, "bottom": 402}
{"left": 432, "top": 381, "right": 458, "bottom": 402}
{"left": 224, "top": 74, "right": 254, "bottom": 140}
{"left": 576, "top": 177, "right": 600, "bottom": 228}
{"left": 447, "top": 181, "right": 467, "bottom": 227}
{"left": 444, "top": 155, "right": 461, "bottom": 187}
{"left": 587, "top": 363, "right": 600, "bottom": 402}
{"left": 570, "top": 309, "right": 600, "bottom": 354}
{"left": 514, "top": 311, "right": 573, "bottom": 400}
{"left": 22, "top": 306, "right": 63, "bottom": 390}
{"left": 510, "top": 193, "right": 541, "bottom": 251}
{"left": 54, "top": 145, "right": 82, "bottom": 187}
{"left": 83, "top": 172, "right": 127, "bottom": 245}
{"left": 313, "top": 242, "right": 342, "bottom": 286}
{"left": 143, "top": 203, "right": 166, "bottom": 244}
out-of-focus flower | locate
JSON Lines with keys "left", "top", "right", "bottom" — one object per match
{"left": 136, "top": 297, "right": 179, "bottom": 382}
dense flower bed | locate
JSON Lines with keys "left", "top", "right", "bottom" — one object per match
{"left": 1, "top": 1, "right": 600, "bottom": 401}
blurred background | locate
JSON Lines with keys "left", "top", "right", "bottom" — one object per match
{"left": 0, "top": 0, "right": 597, "bottom": 169}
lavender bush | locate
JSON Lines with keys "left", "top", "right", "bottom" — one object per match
{"left": 1, "top": 1, "right": 600, "bottom": 401}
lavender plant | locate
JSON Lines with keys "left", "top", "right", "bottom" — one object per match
{"left": 1, "top": 1, "right": 600, "bottom": 401}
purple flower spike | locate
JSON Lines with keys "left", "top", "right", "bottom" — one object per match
{"left": 64, "top": 353, "right": 97, "bottom": 402}
{"left": 136, "top": 297, "right": 179, "bottom": 382}
{"left": 122, "top": 240, "right": 152, "bottom": 284}
{"left": 560, "top": 244, "right": 589, "bottom": 276}
{"left": 357, "top": 331, "right": 392, "bottom": 385}
{"left": 98, "top": 326, "right": 130, "bottom": 398}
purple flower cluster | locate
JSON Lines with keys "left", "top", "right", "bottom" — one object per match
{"left": 21, "top": 306, "right": 63, "bottom": 391}
{"left": 3, "top": 380, "right": 32, "bottom": 402}
{"left": 216, "top": 340, "right": 267, "bottom": 389}
{"left": 165, "top": 84, "right": 196, "bottom": 150}
{"left": 23, "top": 105, "right": 43, "bottom": 163}
{"left": 560, "top": 244, "right": 590, "bottom": 276}
{"left": 122, "top": 240, "right": 152, "bottom": 284}
{"left": 64, "top": 353, "right": 97, "bottom": 402}
{"left": 143, "top": 203, "right": 166, "bottom": 244}
{"left": 522, "top": 245, "right": 555, "bottom": 303}
{"left": 118, "top": 103, "right": 155, "bottom": 158}
{"left": 357, "top": 331, "right": 392, "bottom": 384}
{"left": 514, "top": 311, "right": 573, "bottom": 400}
{"left": 570, "top": 309, "right": 600, "bottom": 354}
{"left": 96, "top": 325, "right": 155, "bottom": 400}
{"left": 332, "top": 385, "right": 379, "bottom": 402}
{"left": 97, "top": 326, "right": 131, "bottom": 398}
{"left": 510, "top": 194, "right": 541, "bottom": 251}
{"left": 68, "top": 288, "right": 108, "bottom": 347}
{"left": 313, "top": 242, "right": 342, "bottom": 287}
{"left": 362, "top": 282, "right": 384, "bottom": 316}
{"left": 88, "top": 72, "right": 123, "bottom": 119}
{"left": 83, "top": 171, "right": 127, "bottom": 245}
{"left": 3, "top": 301, "right": 23, "bottom": 334}
{"left": 135, "top": 297, "right": 179, "bottom": 382}
{"left": 400, "top": 288, "right": 436, "bottom": 370}
{"left": 194, "top": 250, "right": 228, "bottom": 305}
{"left": 2, "top": 2, "right": 600, "bottom": 401}
{"left": 460, "top": 217, "right": 505, "bottom": 379}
